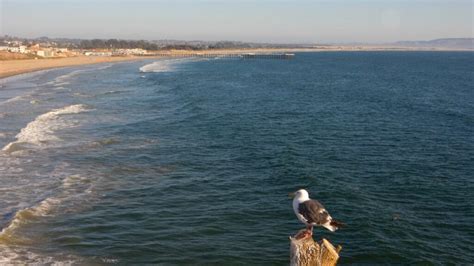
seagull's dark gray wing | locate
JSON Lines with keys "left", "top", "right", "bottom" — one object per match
{"left": 298, "top": 200, "right": 330, "bottom": 225}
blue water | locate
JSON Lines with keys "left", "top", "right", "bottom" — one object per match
{"left": 0, "top": 52, "right": 473, "bottom": 264}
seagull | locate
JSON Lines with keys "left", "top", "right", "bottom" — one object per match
{"left": 290, "top": 189, "right": 344, "bottom": 236}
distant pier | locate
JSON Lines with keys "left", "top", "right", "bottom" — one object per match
{"left": 141, "top": 52, "right": 295, "bottom": 60}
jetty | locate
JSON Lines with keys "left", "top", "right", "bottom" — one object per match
{"left": 141, "top": 52, "right": 295, "bottom": 60}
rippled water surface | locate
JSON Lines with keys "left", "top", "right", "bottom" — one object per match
{"left": 0, "top": 52, "right": 473, "bottom": 264}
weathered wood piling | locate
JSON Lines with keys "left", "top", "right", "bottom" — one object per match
{"left": 290, "top": 229, "right": 341, "bottom": 266}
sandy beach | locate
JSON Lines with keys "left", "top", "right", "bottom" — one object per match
{"left": 0, "top": 55, "right": 151, "bottom": 79}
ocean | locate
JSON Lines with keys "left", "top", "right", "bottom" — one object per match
{"left": 0, "top": 52, "right": 473, "bottom": 264}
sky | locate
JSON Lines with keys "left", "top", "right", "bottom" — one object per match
{"left": 1, "top": 0, "right": 473, "bottom": 43}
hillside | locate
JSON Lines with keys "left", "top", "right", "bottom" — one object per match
{"left": 393, "top": 38, "right": 473, "bottom": 50}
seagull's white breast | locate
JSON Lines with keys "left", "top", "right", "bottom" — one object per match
{"left": 293, "top": 197, "right": 310, "bottom": 225}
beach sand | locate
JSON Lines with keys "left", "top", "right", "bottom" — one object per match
{"left": 0, "top": 55, "right": 148, "bottom": 79}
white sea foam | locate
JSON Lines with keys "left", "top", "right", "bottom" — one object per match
{"left": 0, "top": 197, "right": 61, "bottom": 244}
{"left": 97, "top": 64, "right": 113, "bottom": 70}
{"left": 49, "top": 70, "right": 86, "bottom": 86}
{"left": 139, "top": 58, "right": 196, "bottom": 73}
{"left": 0, "top": 95, "right": 28, "bottom": 106}
{"left": 2, "top": 104, "right": 89, "bottom": 153}
{"left": 43, "top": 68, "right": 90, "bottom": 86}
{"left": 45, "top": 64, "right": 112, "bottom": 87}
{"left": 0, "top": 245, "right": 80, "bottom": 265}
{"left": 0, "top": 173, "right": 94, "bottom": 245}
{"left": 139, "top": 60, "right": 176, "bottom": 73}
{"left": 62, "top": 174, "right": 92, "bottom": 190}
{"left": 0, "top": 69, "right": 52, "bottom": 85}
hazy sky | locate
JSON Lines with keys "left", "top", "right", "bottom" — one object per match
{"left": 1, "top": 0, "right": 473, "bottom": 43}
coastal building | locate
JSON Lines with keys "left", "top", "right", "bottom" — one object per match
{"left": 29, "top": 44, "right": 40, "bottom": 52}
{"left": 113, "top": 48, "right": 148, "bottom": 55}
{"left": 6, "top": 47, "right": 20, "bottom": 53}
{"left": 0, "top": 45, "right": 30, "bottom": 54}
{"left": 84, "top": 51, "right": 112, "bottom": 56}
{"left": 37, "top": 49, "right": 55, "bottom": 57}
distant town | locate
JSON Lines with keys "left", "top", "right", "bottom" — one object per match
{"left": 1, "top": 35, "right": 472, "bottom": 60}
{"left": 0, "top": 35, "right": 313, "bottom": 60}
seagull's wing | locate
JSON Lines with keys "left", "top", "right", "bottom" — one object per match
{"left": 298, "top": 199, "right": 331, "bottom": 225}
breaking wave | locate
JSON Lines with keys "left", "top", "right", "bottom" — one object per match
{"left": 0, "top": 69, "right": 52, "bottom": 84}
{"left": 49, "top": 69, "right": 87, "bottom": 86}
{"left": 140, "top": 60, "right": 175, "bottom": 73}
{"left": 41, "top": 65, "right": 112, "bottom": 87}
{"left": 0, "top": 198, "right": 61, "bottom": 244}
{"left": 2, "top": 104, "right": 89, "bottom": 153}
{"left": 96, "top": 64, "right": 113, "bottom": 70}
{"left": 0, "top": 246, "right": 81, "bottom": 265}
{"left": 0, "top": 95, "right": 26, "bottom": 106}
{"left": 0, "top": 173, "right": 95, "bottom": 245}
{"left": 139, "top": 58, "right": 197, "bottom": 73}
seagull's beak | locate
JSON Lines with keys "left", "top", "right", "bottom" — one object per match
{"left": 288, "top": 192, "right": 295, "bottom": 199}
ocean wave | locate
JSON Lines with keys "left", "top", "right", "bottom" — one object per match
{"left": 139, "top": 60, "right": 175, "bottom": 73}
{"left": 0, "top": 69, "right": 52, "bottom": 84}
{"left": 0, "top": 154, "right": 24, "bottom": 177}
{"left": 0, "top": 95, "right": 29, "bottom": 106}
{"left": 72, "top": 92, "right": 90, "bottom": 98}
{"left": 57, "top": 70, "right": 85, "bottom": 81}
{"left": 2, "top": 104, "right": 90, "bottom": 153}
{"left": 44, "top": 65, "right": 113, "bottom": 87}
{"left": 0, "top": 245, "right": 80, "bottom": 265}
{"left": 0, "top": 197, "right": 61, "bottom": 244}
{"left": 139, "top": 58, "right": 197, "bottom": 73}
{"left": 102, "top": 90, "right": 129, "bottom": 95}
{"left": 97, "top": 64, "right": 113, "bottom": 70}
{"left": 0, "top": 173, "right": 94, "bottom": 245}
{"left": 85, "top": 137, "right": 121, "bottom": 149}
{"left": 44, "top": 68, "right": 94, "bottom": 86}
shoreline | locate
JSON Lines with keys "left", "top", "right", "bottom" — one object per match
{"left": 1, "top": 48, "right": 472, "bottom": 80}
{"left": 0, "top": 55, "right": 152, "bottom": 79}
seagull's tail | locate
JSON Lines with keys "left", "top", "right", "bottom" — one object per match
{"left": 323, "top": 220, "right": 345, "bottom": 232}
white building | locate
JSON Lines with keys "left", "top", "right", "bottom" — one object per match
{"left": 84, "top": 51, "right": 112, "bottom": 56}
{"left": 19, "top": 45, "right": 27, "bottom": 53}
{"left": 113, "top": 48, "right": 148, "bottom": 55}
{"left": 9, "top": 47, "right": 20, "bottom": 53}
{"left": 37, "top": 50, "right": 55, "bottom": 57}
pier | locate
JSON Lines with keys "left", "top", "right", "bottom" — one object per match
{"left": 141, "top": 52, "right": 295, "bottom": 60}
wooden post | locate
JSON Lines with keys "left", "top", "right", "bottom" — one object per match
{"left": 290, "top": 229, "right": 341, "bottom": 266}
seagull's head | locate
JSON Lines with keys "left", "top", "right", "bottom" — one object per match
{"left": 289, "top": 189, "right": 309, "bottom": 200}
